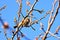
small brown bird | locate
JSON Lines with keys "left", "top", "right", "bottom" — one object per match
{"left": 14, "top": 17, "right": 30, "bottom": 28}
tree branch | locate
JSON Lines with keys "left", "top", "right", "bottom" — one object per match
{"left": 42, "top": 3, "right": 59, "bottom": 40}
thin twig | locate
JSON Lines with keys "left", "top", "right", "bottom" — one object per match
{"left": 4, "top": 30, "right": 8, "bottom": 40}
{"left": 49, "top": 32, "right": 60, "bottom": 39}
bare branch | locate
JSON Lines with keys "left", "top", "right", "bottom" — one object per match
{"left": 49, "top": 32, "right": 60, "bottom": 39}
{"left": 0, "top": 5, "right": 6, "bottom": 11}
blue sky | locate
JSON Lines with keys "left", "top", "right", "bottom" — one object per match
{"left": 0, "top": 0, "right": 60, "bottom": 40}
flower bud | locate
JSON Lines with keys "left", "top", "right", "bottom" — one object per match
{"left": 3, "top": 22, "right": 9, "bottom": 29}
{"left": 26, "top": 1, "right": 31, "bottom": 6}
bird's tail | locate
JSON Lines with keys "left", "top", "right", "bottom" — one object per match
{"left": 14, "top": 25, "right": 17, "bottom": 28}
